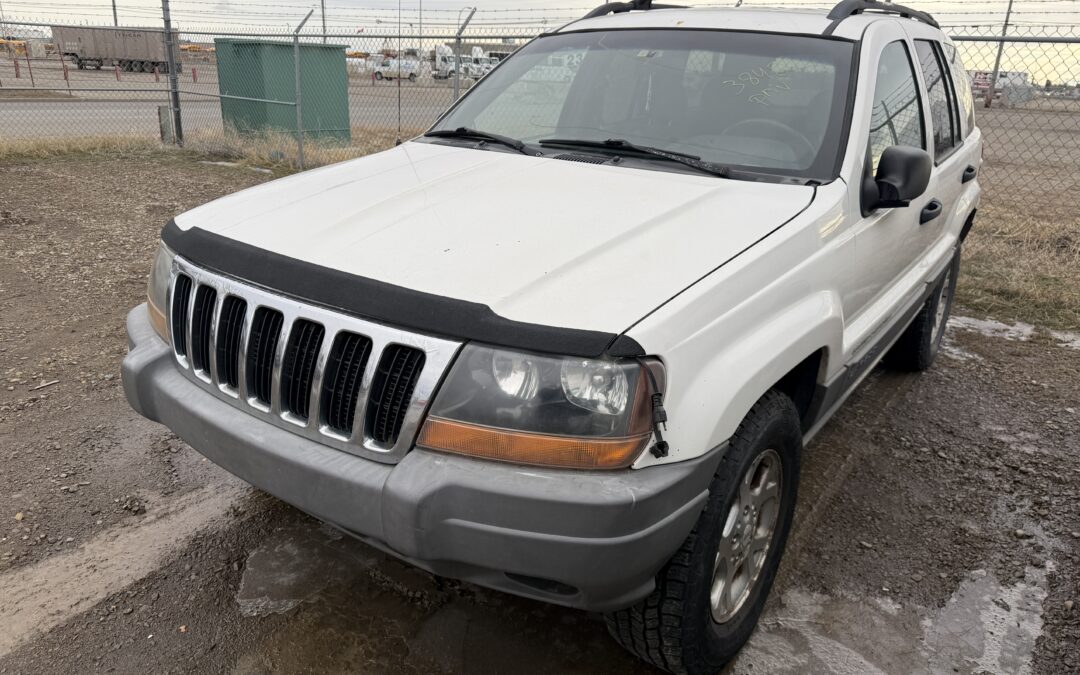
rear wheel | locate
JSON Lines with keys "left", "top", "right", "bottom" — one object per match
{"left": 374, "top": 71, "right": 383, "bottom": 81}
{"left": 884, "top": 247, "right": 960, "bottom": 372}
{"left": 605, "top": 390, "right": 802, "bottom": 674}
{"left": 408, "top": 72, "right": 417, "bottom": 82}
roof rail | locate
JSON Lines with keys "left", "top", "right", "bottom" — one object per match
{"left": 827, "top": 0, "right": 939, "bottom": 29}
{"left": 582, "top": 0, "right": 686, "bottom": 20}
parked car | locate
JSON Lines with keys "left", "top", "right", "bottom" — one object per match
{"left": 123, "top": 0, "right": 981, "bottom": 671}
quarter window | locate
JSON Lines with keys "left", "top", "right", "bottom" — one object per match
{"left": 942, "top": 42, "right": 974, "bottom": 138}
{"left": 868, "top": 41, "right": 925, "bottom": 173}
{"left": 915, "top": 40, "right": 960, "bottom": 158}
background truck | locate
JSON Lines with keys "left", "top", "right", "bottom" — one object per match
{"left": 52, "top": 26, "right": 181, "bottom": 72}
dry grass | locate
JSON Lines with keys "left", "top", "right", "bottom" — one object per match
{"left": 957, "top": 200, "right": 1080, "bottom": 331}
{"left": 0, "top": 135, "right": 165, "bottom": 161}
{"left": 180, "top": 126, "right": 426, "bottom": 173}
{"left": 0, "top": 126, "right": 424, "bottom": 174}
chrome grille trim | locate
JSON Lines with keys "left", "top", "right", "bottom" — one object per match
{"left": 166, "top": 255, "right": 462, "bottom": 464}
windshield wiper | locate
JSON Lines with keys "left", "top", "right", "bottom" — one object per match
{"left": 539, "top": 138, "right": 729, "bottom": 178}
{"left": 425, "top": 127, "right": 528, "bottom": 155}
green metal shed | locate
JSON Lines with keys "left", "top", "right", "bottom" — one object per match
{"left": 214, "top": 38, "right": 350, "bottom": 142}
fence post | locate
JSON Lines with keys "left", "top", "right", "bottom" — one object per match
{"left": 294, "top": 9, "right": 314, "bottom": 171}
{"left": 453, "top": 7, "right": 476, "bottom": 101}
{"left": 161, "top": 0, "right": 184, "bottom": 146}
{"left": 985, "top": 0, "right": 1015, "bottom": 109}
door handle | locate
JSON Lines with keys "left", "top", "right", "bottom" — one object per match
{"left": 920, "top": 199, "right": 943, "bottom": 224}
{"left": 962, "top": 165, "right": 977, "bottom": 183}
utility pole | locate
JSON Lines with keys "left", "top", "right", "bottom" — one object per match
{"left": 453, "top": 6, "right": 475, "bottom": 101}
{"left": 112, "top": 0, "right": 118, "bottom": 26}
{"left": 985, "top": 0, "right": 1015, "bottom": 108}
{"left": 320, "top": 0, "right": 326, "bottom": 44}
{"left": 294, "top": 9, "right": 314, "bottom": 169}
{"left": 161, "top": 0, "right": 183, "bottom": 146}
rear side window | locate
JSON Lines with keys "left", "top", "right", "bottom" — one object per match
{"left": 915, "top": 40, "right": 960, "bottom": 158}
{"left": 868, "top": 40, "right": 925, "bottom": 173}
{"left": 942, "top": 42, "right": 974, "bottom": 138}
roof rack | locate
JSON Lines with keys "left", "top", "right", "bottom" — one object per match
{"left": 582, "top": 0, "right": 686, "bottom": 21}
{"left": 827, "top": 0, "right": 940, "bottom": 29}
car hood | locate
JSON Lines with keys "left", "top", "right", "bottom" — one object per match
{"left": 173, "top": 141, "right": 814, "bottom": 335}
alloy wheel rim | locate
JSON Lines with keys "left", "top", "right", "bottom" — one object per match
{"left": 710, "top": 448, "right": 783, "bottom": 624}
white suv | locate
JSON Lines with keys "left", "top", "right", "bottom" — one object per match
{"left": 122, "top": 0, "right": 981, "bottom": 671}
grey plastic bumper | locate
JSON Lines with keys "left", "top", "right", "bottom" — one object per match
{"left": 122, "top": 304, "right": 723, "bottom": 611}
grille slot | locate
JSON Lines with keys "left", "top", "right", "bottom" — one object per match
{"left": 215, "top": 296, "right": 247, "bottom": 389}
{"left": 168, "top": 258, "right": 460, "bottom": 463}
{"left": 190, "top": 285, "right": 217, "bottom": 374}
{"left": 280, "top": 319, "right": 325, "bottom": 420}
{"left": 171, "top": 274, "right": 193, "bottom": 357}
{"left": 245, "top": 307, "right": 284, "bottom": 406}
{"left": 320, "top": 332, "right": 373, "bottom": 436}
{"left": 366, "top": 345, "right": 425, "bottom": 445}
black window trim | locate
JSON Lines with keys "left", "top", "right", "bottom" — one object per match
{"left": 866, "top": 39, "right": 928, "bottom": 166}
{"left": 425, "top": 27, "right": 861, "bottom": 185}
{"left": 914, "top": 37, "right": 965, "bottom": 166}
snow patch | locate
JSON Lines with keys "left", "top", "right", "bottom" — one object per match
{"left": 948, "top": 316, "right": 1035, "bottom": 341}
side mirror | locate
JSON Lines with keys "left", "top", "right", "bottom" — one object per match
{"left": 862, "top": 145, "right": 932, "bottom": 211}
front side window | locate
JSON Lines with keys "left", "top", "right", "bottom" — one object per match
{"left": 867, "top": 40, "right": 925, "bottom": 173}
{"left": 432, "top": 29, "right": 855, "bottom": 180}
{"left": 915, "top": 40, "right": 959, "bottom": 158}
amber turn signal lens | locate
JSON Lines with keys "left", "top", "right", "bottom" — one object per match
{"left": 148, "top": 296, "right": 168, "bottom": 342}
{"left": 417, "top": 417, "right": 651, "bottom": 469}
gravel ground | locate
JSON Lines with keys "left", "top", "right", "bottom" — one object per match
{"left": 1, "top": 152, "right": 1078, "bottom": 674}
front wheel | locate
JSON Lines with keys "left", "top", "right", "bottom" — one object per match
{"left": 374, "top": 72, "right": 383, "bottom": 81}
{"left": 606, "top": 390, "right": 802, "bottom": 674}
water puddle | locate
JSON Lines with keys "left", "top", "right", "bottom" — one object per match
{"left": 732, "top": 565, "right": 1050, "bottom": 675}
{"left": 236, "top": 522, "right": 378, "bottom": 617}
{"left": 921, "top": 566, "right": 1049, "bottom": 675}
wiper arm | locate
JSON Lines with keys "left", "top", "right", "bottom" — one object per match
{"left": 539, "top": 138, "right": 729, "bottom": 178}
{"left": 425, "top": 127, "right": 528, "bottom": 155}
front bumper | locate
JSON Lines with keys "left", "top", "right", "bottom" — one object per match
{"left": 122, "top": 304, "right": 722, "bottom": 611}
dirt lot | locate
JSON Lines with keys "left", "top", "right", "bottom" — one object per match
{"left": 1, "top": 152, "right": 1079, "bottom": 674}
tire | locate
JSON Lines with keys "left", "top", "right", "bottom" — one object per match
{"left": 884, "top": 247, "right": 960, "bottom": 372}
{"left": 605, "top": 390, "right": 802, "bottom": 674}
{"left": 408, "top": 73, "right": 417, "bottom": 82}
{"left": 374, "top": 72, "right": 383, "bottom": 81}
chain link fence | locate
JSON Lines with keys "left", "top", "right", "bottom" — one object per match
{"left": 1, "top": 15, "right": 1078, "bottom": 219}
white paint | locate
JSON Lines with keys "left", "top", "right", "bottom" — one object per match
{"left": 175, "top": 141, "right": 814, "bottom": 335}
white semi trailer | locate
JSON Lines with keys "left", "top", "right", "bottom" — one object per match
{"left": 53, "top": 26, "right": 181, "bottom": 73}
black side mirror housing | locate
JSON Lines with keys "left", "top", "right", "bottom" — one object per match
{"left": 863, "top": 145, "right": 933, "bottom": 212}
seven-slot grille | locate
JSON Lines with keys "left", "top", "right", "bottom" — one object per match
{"left": 167, "top": 257, "right": 461, "bottom": 464}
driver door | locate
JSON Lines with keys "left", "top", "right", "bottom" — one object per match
{"left": 848, "top": 33, "right": 939, "bottom": 336}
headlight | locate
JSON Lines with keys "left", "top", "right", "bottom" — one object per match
{"left": 417, "top": 345, "right": 662, "bottom": 469}
{"left": 146, "top": 243, "right": 175, "bottom": 342}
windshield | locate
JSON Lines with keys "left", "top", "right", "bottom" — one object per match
{"left": 431, "top": 29, "right": 854, "bottom": 180}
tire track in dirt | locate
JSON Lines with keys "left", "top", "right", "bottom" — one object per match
{"left": 0, "top": 481, "right": 247, "bottom": 658}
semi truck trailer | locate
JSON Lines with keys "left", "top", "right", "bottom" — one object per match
{"left": 53, "top": 26, "right": 181, "bottom": 72}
